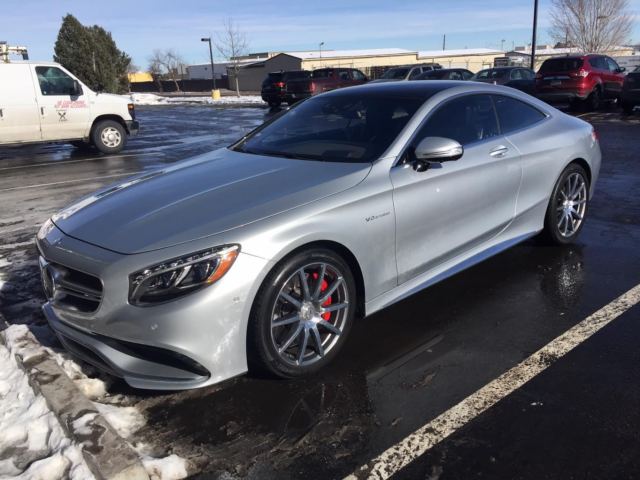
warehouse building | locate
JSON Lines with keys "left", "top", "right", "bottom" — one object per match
{"left": 215, "top": 47, "right": 504, "bottom": 91}
{"left": 501, "top": 45, "right": 636, "bottom": 69}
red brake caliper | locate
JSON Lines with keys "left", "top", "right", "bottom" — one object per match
{"left": 312, "top": 272, "right": 332, "bottom": 320}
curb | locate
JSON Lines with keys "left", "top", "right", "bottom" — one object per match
{"left": 0, "top": 314, "right": 149, "bottom": 480}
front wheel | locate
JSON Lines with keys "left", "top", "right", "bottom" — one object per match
{"left": 92, "top": 120, "right": 127, "bottom": 154}
{"left": 540, "top": 164, "right": 589, "bottom": 245}
{"left": 248, "top": 249, "right": 356, "bottom": 378}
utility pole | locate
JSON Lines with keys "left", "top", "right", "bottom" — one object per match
{"left": 442, "top": 34, "right": 446, "bottom": 50}
{"left": 201, "top": 37, "right": 216, "bottom": 90}
{"left": 319, "top": 42, "right": 324, "bottom": 58}
{"left": 530, "top": 0, "right": 539, "bottom": 70}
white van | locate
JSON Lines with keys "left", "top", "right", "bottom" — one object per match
{"left": 0, "top": 61, "right": 138, "bottom": 153}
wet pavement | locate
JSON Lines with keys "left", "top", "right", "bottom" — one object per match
{"left": 1, "top": 104, "right": 639, "bottom": 479}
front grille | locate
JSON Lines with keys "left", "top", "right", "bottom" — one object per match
{"left": 39, "top": 256, "right": 103, "bottom": 313}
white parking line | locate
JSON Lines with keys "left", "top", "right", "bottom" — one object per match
{"left": 347, "top": 283, "right": 640, "bottom": 480}
{"left": 0, "top": 154, "right": 138, "bottom": 172}
{"left": 0, "top": 172, "right": 134, "bottom": 192}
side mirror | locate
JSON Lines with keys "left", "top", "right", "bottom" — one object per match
{"left": 70, "top": 80, "right": 83, "bottom": 96}
{"left": 617, "top": 67, "right": 626, "bottom": 73}
{"left": 412, "top": 136, "right": 463, "bottom": 171}
{"left": 95, "top": 82, "right": 105, "bottom": 93}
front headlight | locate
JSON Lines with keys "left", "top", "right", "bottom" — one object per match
{"left": 129, "top": 245, "right": 239, "bottom": 306}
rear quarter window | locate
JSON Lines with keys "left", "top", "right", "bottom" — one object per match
{"left": 493, "top": 95, "right": 546, "bottom": 134}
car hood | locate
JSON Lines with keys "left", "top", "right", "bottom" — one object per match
{"left": 52, "top": 148, "right": 371, "bottom": 254}
{"left": 92, "top": 92, "right": 131, "bottom": 105}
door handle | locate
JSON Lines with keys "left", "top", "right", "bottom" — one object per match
{"left": 490, "top": 146, "right": 509, "bottom": 158}
{"left": 0, "top": 108, "right": 3, "bottom": 119}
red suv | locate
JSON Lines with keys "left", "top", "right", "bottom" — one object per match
{"left": 535, "top": 54, "right": 626, "bottom": 110}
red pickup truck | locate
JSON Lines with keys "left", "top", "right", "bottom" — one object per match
{"left": 284, "top": 68, "right": 368, "bottom": 103}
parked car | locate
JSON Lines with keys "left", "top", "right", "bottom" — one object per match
{"left": 261, "top": 70, "right": 311, "bottom": 107}
{"left": 0, "top": 61, "right": 138, "bottom": 153}
{"left": 472, "top": 67, "right": 536, "bottom": 94}
{"left": 284, "top": 68, "right": 367, "bottom": 103}
{"left": 535, "top": 55, "right": 626, "bottom": 111}
{"left": 370, "top": 63, "right": 442, "bottom": 83}
{"left": 620, "top": 65, "right": 640, "bottom": 115}
{"left": 37, "top": 81, "right": 600, "bottom": 390}
{"left": 414, "top": 68, "right": 474, "bottom": 81}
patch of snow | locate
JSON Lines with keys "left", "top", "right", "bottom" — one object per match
{"left": 72, "top": 413, "right": 98, "bottom": 437}
{"left": 131, "top": 93, "right": 265, "bottom": 106}
{"left": 94, "top": 402, "right": 146, "bottom": 439}
{"left": 134, "top": 444, "right": 188, "bottom": 480}
{"left": 0, "top": 254, "right": 11, "bottom": 268}
{"left": 0, "top": 332, "right": 95, "bottom": 479}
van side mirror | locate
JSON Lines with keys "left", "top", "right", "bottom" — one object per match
{"left": 71, "top": 80, "right": 83, "bottom": 96}
{"left": 94, "top": 82, "right": 105, "bottom": 93}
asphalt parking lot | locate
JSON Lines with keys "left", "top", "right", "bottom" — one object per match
{"left": 1, "top": 103, "right": 639, "bottom": 479}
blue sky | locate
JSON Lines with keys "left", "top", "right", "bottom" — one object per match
{"left": 2, "top": 0, "right": 639, "bottom": 67}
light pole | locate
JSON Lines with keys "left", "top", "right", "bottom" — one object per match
{"left": 319, "top": 42, "right": 324, "bottom": 59}
{"left": 530, "top": 0, "right": 539, "bottom": 70}
{"left": 201, "top": 37, "right": 216, "bottom": 90}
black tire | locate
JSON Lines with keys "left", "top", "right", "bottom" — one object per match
{"left": 622, "top": 101, "right": 635, "bottom": 116}
{"left": 583, "top": 87, "right": 601, "bottom": 112}
{"left": 91, "top": 120, "right": 127, "bottom": 154}
{"left": 539, "top": 163, "right": 590, "bottom": 245}
{"left": 248, "top": 248, "right": 356, "bottom": 378}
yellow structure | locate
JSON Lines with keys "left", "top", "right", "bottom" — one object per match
{"left": 127, "top": 71, "right": 153, "bottom": 83}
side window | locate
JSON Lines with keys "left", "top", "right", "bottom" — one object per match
{"left": 408, "top": 68, "right": 422, "bottom": 80}
{"left": 590, "top": 57, "right": 606, "bottom": 70}
{"left": 450, "top": 71, "right": 462, "bottom": 80}
{"left": 462, "top": 70, "right": 473, "bottom": 80}
{"left": 338, "top": 70, "right": 351, "bottom": 80}
{"left": 414, "top": 94, "right": 499, "bottom": 147}
{"left": 35, "top": 66, "right": 76, "bottom": 96}
{"left": 493, "top": 95, "right": 546, "bottom": 134}
{"left": 606, "top": 57, "right": 620, "bottom": 72}
{"left": 510, "top": 69, "right": 523, "bottom": 80}
{"left": 351, "top": 70, "right": 366, "bottom": 81}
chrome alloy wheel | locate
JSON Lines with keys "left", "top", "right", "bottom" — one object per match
{"left": 101, "top": 127, "right": 122, "bottom": 148}
{"left": 270, "top": 262, "right": 349, "bottom": 367}
{"left": 556, "top": 172, "right": 587, "bottom": 237}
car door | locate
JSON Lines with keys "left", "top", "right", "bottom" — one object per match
{"left": 0, "top": 64, "right": 41, "bottom": 143}
{"left": 604, "top": 57, "right": 624, "bottom": 98}
{"left": 31, "top": 65, "right": 92, "bottom": 141}
{"left": 390, "top": 94, "right": 522, "bottom": 284}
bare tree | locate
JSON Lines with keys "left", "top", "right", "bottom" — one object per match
{"left": 215, "top": 18, "right": 249, "bottom": 96}
{"left": 148, "top": 49, "right": 186, "bottom": 92}
{"left": 549, "top": 0, "right": 633, "bottom": 53}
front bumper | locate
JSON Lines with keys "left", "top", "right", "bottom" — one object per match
{"left": 36, "top": 223, "right": 270, "bottom": 390}
{"left": 126, "top": 120, "right": 140, "bottom": 136}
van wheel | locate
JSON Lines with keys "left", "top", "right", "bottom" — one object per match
{"left": 92, "top": 120, "right": 127, "bottom": 154}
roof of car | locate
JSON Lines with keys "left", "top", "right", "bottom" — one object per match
{"left": 326, "top": 80, "right": 475, "bottom": 99}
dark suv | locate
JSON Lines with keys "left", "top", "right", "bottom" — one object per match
{"left": 261, "top": 71, "right": 311, "bottom": 107}
{"left": 621, "top": 65, "right": 640, "bottom": 115}
{"left": 535, "top": 54, "right": 626, "bottom": 110}
{"left": 471, "top": 67, "right": 536, "bottom": 94}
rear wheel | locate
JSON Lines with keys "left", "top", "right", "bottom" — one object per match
{"left": 91, "top": 120, "right": 127, "bottom": 154}
{"left": 540, "top": 163, "right": 589, "bottom": 245}
{"left": 583, "top": 87, "right": 601, "bottom": 111}
{"left": 622, "top": 101, "right": 635, "bottom": 115}
{"left": 248, "top": 249, "right": 356, "bottom": 378}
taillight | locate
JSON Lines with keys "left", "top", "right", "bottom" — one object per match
{"left": 310, "top": 82, "right": 316, "bottom": 93}
{"left": 275, "top": 81, "right": 285, "bottom": 88}
{"left": 591, "top": 128, "right": 599, "bottom": 142}
{"left": 570, "top": 69, "right": 589, "bottom": 78}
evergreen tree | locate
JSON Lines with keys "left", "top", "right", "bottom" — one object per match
{"left": 53, "top": 14, "right": 131, "bottom": 94}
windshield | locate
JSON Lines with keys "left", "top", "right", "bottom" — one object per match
{"left": 232, "top": 94, "right": 425, "bottom": 163}
{"left": 381, "top": 68, "right": 409, "bottom": 79}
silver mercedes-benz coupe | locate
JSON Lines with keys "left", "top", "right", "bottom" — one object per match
{"left": 37, "top": 81, "right": 601, "bottom": 389}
